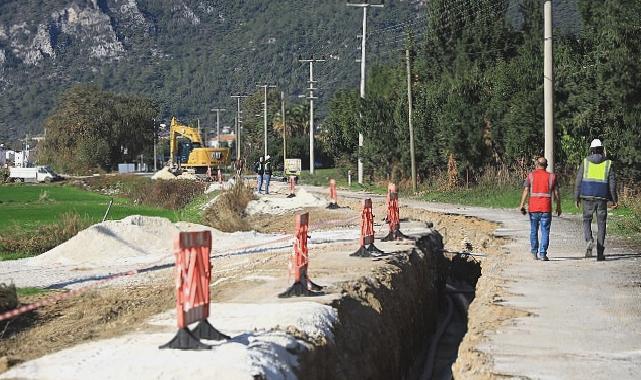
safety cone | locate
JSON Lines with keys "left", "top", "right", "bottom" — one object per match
{"left": 381, "top": 183, "right": 413, "bottom": 242}
{"left": 279, "top": 213, "right": 324, "bottom": 297}
{"left": 350, "top": 198, "right": 386, "bottom": 257}
{"left": 327, "top": 179, "right": 340, "bottom": 209}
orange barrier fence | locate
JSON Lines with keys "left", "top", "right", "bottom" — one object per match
{"left": 327, "top": 179, "right": 339, "bottom": 209}
{"left": 279, "top": 213, "right": 324, "bottom": 297}
{"left": 217, "top": 169, "right": 223, "bottom": 184}
{"left": 160, "top": 231, "right": 229, "bottom": 350}
{"left": 351, "top": 198, "right": 385, "bottom": 257}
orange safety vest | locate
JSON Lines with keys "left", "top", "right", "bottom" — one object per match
{"left": 527, "top": 169, "right": 556, "bottom": 213}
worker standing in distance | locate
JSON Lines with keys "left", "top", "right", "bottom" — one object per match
{"left": 254, "top": 156, "right": 264, "bottom": 194}
{"left": 575, "top": 139, "right": 618, "bottom": 261}
{"left": 263, "top": 155, "right": 273, "bottom": 194}
{"left": 519, "top": 157, "right": 562, "bottom": 261}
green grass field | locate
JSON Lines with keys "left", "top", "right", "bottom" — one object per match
{"left": 0, "top": 182, "right": 221, "bottom": 261}
{"left": 0, "top": 184, "right": 176, "bottom": 233}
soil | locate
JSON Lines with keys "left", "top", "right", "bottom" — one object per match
{"left": 0, "top": 187, "right": 509, "bottom": 378}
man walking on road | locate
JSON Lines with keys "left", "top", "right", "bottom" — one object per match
{"left": 255, "top": 156, "right": 264, "bottom": 194}
{"left": 263, "top": 155, "right": 273, "bottom": 194}
{"left": 519, "top": 157, "right": 562, "bottom": 261}
{"left": 575, "top": 139, "right": 618, "bottom": 261}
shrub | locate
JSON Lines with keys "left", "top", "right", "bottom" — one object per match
{"left": 202, "top": 180, "right": 255, "bottom": 232}
{"left": 130, "top": 180, "right": 207, "bottom": 210}
{"left": 0, "top": 212, "right": 93, "bottom": 256}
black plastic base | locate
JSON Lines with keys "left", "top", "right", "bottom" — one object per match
{"left": 381, "top": 229, "right": 415, "bottom": 242}
{"left": 278, "top": 281, "right": 324, "bottom": 298}
{"left": 191, "top": 319, "right": 230, "bottom": 341}
{"left": 327, "top": 202, "right": 340, "bottom": 209}
{"left": 159, "top": 327, "right": 211, "bottom": 350}
{"left": 350, "top": 244, "right": 386, "bottom": 257}
{"left": 308, "top": 279, "right": 324, "bottom": 291}
{"left": 287, "top": 193, "right": 296, "bottom": 198}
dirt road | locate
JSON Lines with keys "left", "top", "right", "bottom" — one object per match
{"left": 311, "top": 186, "right": 641, "bottom": 379}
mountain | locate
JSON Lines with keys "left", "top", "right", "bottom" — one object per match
{"left": 0, "top": 0, "right": 579, "bottom": 143}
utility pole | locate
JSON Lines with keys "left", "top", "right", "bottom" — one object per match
{"left": 153, "top": 118, "right": 157, "bottom": 172}
{"left": 281, "top": 91, "right": 287, "bottom": 166}
{"left": 544, "top": 0, "right": 554, "bottom": 173}
{"left": 406, "top": 48, "right": 417, "bottom": 193}
{"left": 298, "top": 55, "right": 325, "bottom": 175}
{"left": 256, "top": 84, "right": 277, "bottom": 158}
{"left": 347, "top": 1, "right": 384, "bottom": 184}
{"left": 210, "top": 108, "right": 226, "bottom": 143}
{"left": 231, "top": 95, "right": 249, "bottom": 161}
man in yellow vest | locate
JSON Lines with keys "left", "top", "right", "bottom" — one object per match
{"left": 575, "top": 139, "right": 618, "bottom": 261}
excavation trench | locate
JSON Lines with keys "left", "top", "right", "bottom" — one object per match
{"left": 296, "top": 231, "right": 482, "bottom": 380}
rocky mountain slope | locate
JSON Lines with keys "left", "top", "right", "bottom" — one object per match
{"left": 0, "top": 0, "right": 579, "bottom": 141}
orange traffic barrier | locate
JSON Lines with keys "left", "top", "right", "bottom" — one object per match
{"left": 217, "top": 169, "right": 223, "bottom": 184}
{"left": 327, "top": 179, "right": 339, "bottom": 209}
{"left": 351, "top": 198, "right": 385, "bottom": 257}
{"left": 160, "top": 231, "right": 229, "bottom": 350}
{"left": 279, "top": 213, "right": 324, "bottom": 297}
{"left": 287, "top": 176, "right": 297, "bottom": 198}
{"left": 206, "top": 166, "right": 212, "bottom": 179}
{"left": 382, "top": 183, "right": 412, "bottom": 241}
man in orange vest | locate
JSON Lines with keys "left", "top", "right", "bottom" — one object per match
{"left": 519, "top": 157, "right": 562, "bottom": 261}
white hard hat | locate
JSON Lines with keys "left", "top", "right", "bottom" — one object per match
{"left": 590, "top": 139, "right": 603, "bottom": 148}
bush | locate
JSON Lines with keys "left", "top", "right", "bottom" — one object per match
{"left": 130, "top": 180, "right": 207, "bottom": 210}
{"left": 0, "top": 212, "right": 93, "bottom": 256}
{"left": 202, "top": 180, "right": 255, "bottom": 232}
{"left": 76, "top": 175, "right": 207, "bottom": 210}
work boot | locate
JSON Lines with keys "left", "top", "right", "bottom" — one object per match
{"left": 585, "top": 238, "right": 594, "bottom": 258}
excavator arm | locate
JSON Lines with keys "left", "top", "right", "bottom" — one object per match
{"left": 169, "top": 117, "right": 204, "bottom": 164}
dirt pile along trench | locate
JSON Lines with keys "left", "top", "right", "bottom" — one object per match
{"left": 296, "top": 231, "right": 448, "bottom": 380}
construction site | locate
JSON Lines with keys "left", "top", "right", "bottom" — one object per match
{"left": 1, "top": 174, "right": 639, "bottom": 380}
{"left": 2, "top": 0, "right": 641, "bottom": 379}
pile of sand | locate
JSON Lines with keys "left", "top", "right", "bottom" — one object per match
{"left": 151, "top": 168, "right": 176, "bottom": 180}
{"left": 205, "top": 178, "right": 237, "bottom": 193}
{"left": 31, "top": 216, "right": 181, "bottom": 267}
{"left": 245, "top": 188, "right": 328, "bottom": 215}
{"left": 26, "top": 216, "right": 291, "bottom": 269}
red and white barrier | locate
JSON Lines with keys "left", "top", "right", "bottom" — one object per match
{"left": 279, "top": 213, "right": 323, "bottom": 297}
{"left": 160, "top": 231, "right": 229, "bottom": 350}
{"left": 351, "top": 198, "right": 385, "bottom": 257}
{"left": 327, "top": 179, "right": 339, "bottom": 209}
{"left": 381, "top": 183, "right": 412, "bottom": 241}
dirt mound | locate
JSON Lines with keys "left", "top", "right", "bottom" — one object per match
{"left": 151, "top": 167, "right": 176, "bottom": 180}
{"left": 246, "top": 188, "right": 328, "bottom": 215}
{"left": 30, "top": 216, "right": 181, "bottom": 267}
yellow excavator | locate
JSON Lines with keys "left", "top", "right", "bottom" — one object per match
{"left": 168, "top": 117, "right": 230, "bottom": 173}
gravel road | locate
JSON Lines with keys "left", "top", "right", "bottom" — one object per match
{"left": 308, "top": 186, "right": 641, "bottom": 379}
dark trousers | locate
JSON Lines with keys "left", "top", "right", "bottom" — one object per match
{"left": 582, "top": 198, "right": 608, "bottom": 257}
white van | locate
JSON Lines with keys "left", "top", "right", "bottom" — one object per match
{"left": 9, "top": 166, "right": 60, "bottom": 183}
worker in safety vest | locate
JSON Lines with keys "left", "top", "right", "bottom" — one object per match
{"left": 519, "top": 157, "right": 561, "bottom": 261}
{"left": 575, "top": 139, "right": 618, "bottom": 261}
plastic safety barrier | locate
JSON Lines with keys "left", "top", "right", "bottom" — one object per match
{"left": 160, "top": 231, "right": 229, "bottom": 350}
{"left": 279, "top": 213, "right": 324, "bottom": 297}
{"left": 351, "top": 198, "right": 385, "bottom": 257}
{"left": 287, "top": 176, "right": 297, "bottom": 198}
{"left": 217, "top": 169, "right": 223, "bottom": 184}
{"left": 381, "top": 183, "right": 413, "bottom": 242}
{"left": 327, "top": 179, "right": 339, "bottom": 209}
